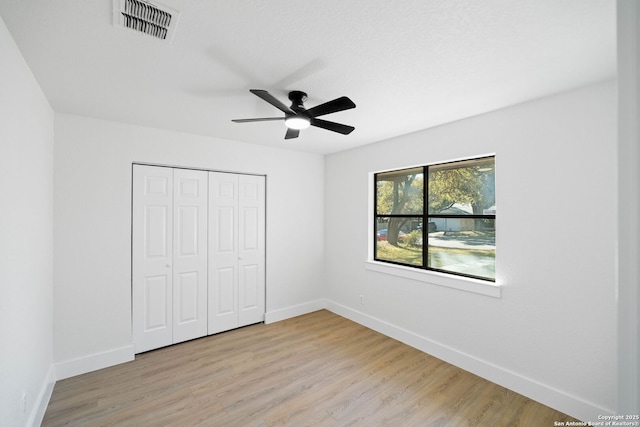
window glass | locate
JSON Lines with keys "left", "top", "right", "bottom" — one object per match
{"left": 376, "top": 168, "right": 424, "bottom": 215}
{"left": 426, "top": 218, "right": 495, "bottom": 280}
{"left": 428, "top": 158, "right": 495, "bottom": 215}
{"left": 373, "top": 156, "right": 496, "bottom": 282}
{"left": 375, "top": 218, "right": 423, "bottom": 266}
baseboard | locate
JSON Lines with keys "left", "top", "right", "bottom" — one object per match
{"left": 54, "top": 301, "right": 324, "bottom": 380}
{"left": 264, "top": 299, "right": 326, "bottom": 324}
{"left": 55, "top": 345, "right": 135, "bottom": 380}
{"left": 325, "top": 299, "right": 613, "bottom": 423}
{"left": 28, "top": 364, "right": 56, "bottom": 427}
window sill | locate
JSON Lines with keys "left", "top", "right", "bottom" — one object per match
{"left": 364, "top": 261, "right": 501, "bottom": 298}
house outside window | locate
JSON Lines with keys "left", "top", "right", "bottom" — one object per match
{"left": 374, "top": 156, "right": 496, "bottom": 281}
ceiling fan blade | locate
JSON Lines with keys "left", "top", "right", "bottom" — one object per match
{"left": 232, "top": 117, "right": 284, "bottom": 123}
{"left": 250, "top": 89, "right": 293, "bottom": 114}
{"left": 285, "top": 128, "right": 300, "bottom": 139}
{"left": 311, "top": 118, "right": 355, "bottom": 135}
{"left": 306, "top": 96, "right": 356, "bottom": 118}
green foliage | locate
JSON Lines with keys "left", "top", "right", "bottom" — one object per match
{"left": 406, "top": 230, "right": 421, "bottom": 246}
{"left": 376, "top": 173, "right": 423, "bottom": 215}
{"left": 428, "top": 164, "right": 495, "bottom": 214}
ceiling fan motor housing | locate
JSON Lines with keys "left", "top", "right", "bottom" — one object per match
{"left": 288, "top": 91, "right": 308, "bottom": 112}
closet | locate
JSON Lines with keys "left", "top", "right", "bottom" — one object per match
{"left": 132, "top": 165, "right": 265, "bottom": 353}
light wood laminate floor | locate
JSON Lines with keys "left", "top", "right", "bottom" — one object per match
{"left": 43, "top": 310, "right": 577, "bottom": 426}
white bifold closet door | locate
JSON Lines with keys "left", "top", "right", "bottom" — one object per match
{"left": 132, "top": 165, "right": 208, "bottom": 353}
{"left": 208, "top": 172, "right": 266, "bottom": 335}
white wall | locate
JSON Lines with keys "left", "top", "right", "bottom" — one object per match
{"left": 325, "top": 81, "right": 617, "bottom": 421}
{"left": 0, "top": 16, "right": 55, "bottom": 427}
{"left": 53, "top": 114, "right": 326, "bottom": 377}
{"left": 617, "top": 0, "right": 640, "bottom": 414}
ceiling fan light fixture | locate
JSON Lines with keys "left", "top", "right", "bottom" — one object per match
{"left": 233, "top": 89, "right": 356, "bottom": 139}
{"left": 285, "top": 116, "right": 311, "bottom": 130}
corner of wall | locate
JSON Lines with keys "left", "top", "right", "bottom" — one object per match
{"left": 28, "top": 365, "right": 56, "bottom": 427}
{"left": 616, "top": 0, "right": 640, "bottom": 414}
{"left": 55, "top": 346, "right": 135, "bottom": 381}
{"left": 265, "top": 299, "right": 327, "bottom": 324}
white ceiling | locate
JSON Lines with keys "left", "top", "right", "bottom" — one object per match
{"left": 0, "top": 0, "right": 616, "bottom": 155}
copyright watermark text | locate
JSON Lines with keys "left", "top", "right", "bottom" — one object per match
{"left": 554, "top": 415, "right": 640, "bottom": 426}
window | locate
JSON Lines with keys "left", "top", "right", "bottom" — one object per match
{"left": 374, "top": 157, "right": 495, "bottom": 281}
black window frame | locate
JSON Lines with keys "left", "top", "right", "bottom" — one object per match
{"left": 374, "top": 156, "right": 496, "bottom": 282}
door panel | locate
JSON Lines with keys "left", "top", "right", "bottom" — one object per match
{"left": 133, "top": 165, "right": 174, "bottom": 353}
{"left": 144, "top": 275, "right": 170, "bottom": 330}
{"left": 172, "top": 168, "right": 208, "bottom": 344}
{"left": 177, "top": 206, "right": 198, "bottom": 256}
{"left": 208, "top": 172, "right": 240, "bottom": 334}
{"left": 146, "top": 174, "right": 169, "bottom": 196}
{"left": 175, "top": 271, "right": 198, "bottom": 324}
{"left": 241, "top": 207, "right": 258, "bottom": 250}
{"left": 238, "top": 175, "right": 265, "bottom": 327}
{"left": 145, "top": 206, "right": 169, "bottom": 258}
{"left": 240, "top": 264, "right": 258, "bottom": 308}
{"left": 209, "top": 267, "right": 238, "bottom": 333}
{"left": 216, "top": 268, "right": 236, "bottom": 314}
{"left": 216, "top": 207, "right": 235, "bottom": 253}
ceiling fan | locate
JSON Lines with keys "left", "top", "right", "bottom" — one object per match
{"left": 232, "top": 89, "right": 356, "bottom": 139}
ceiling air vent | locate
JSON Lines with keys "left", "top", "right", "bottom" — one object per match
{"left": 113, "top": 0, "right": 180, "bottom": 42}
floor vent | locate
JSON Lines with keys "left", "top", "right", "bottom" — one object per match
{"left": 113, "top": 0, "right": 180, "bottom": 42}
